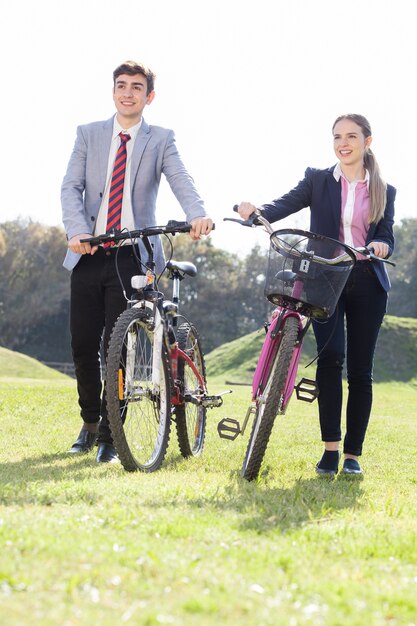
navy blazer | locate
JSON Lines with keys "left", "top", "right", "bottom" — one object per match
{"left": 261, "top": 166, "right": 396, "bottom": 292}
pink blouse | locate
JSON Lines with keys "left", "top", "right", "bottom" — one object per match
{"left": 333, "top": 163, "right": 370, "bottom": 248}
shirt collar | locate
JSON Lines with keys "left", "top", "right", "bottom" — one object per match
{"left": 333, "top": 162, "right": 370, "bottom": 188}
{"left": 112, "top": 115, "right": 142, "bottom": 141}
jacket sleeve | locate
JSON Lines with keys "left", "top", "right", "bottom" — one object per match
{"left": 367, "top": 184, "right": 396, "bottom": 257}
{"left": 161, "top": 130, "right": 206, "bottom": 222}
{"left": 61, "top": 126, "right": 92, "bottom": 240}
{"left": 261, "top": 168, "right": 315, "bottom": 224}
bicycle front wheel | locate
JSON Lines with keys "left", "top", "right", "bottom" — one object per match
{"left": 175, "top": 323, "right": 207, "bottom": 457}
{"left": 242, "top": 316, "right": 299, "bottom": 481}
{"left": 106, "top": 307, "right": 172, "bottom": 472}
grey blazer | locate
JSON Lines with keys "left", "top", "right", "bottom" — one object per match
{"left": 61, "top": 116, "right": 206, "bottom": 272}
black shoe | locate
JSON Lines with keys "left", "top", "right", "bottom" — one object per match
{"left": 315, "top": 450, "right": 340, "bottom": 475}
{"left": 342, "top": 458, "right": 362, "bottom": 474}
{"left": 96, "top": 442, "right": 119, "bottom": 463}
{"left": 69, "top": 428, "right": 98, "bottom": 454}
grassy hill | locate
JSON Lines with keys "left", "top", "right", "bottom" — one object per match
{"left": 2, "top": 314, "right": 416, "bottom": 385}
{"left": 206, "top": 314, "right": 417, "bottom": 384}
{"left": 0, "top": 346, "right": 71, "bottom": 382}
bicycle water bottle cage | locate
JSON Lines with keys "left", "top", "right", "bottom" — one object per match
{"left": 295, "top": 378, "right": 319, "bottom": 403}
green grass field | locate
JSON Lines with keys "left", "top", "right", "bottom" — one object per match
{"left": 0, "top": 342, "right": 417, "bottom": 625}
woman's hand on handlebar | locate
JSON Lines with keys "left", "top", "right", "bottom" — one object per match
{"left": 368, "top": 241, "right": 389, "bottom": 259}
{"left": 68, "top": 234, "right": 99, "bottom": 256}
{"left": 236, "top": 202, "right": 259, "bottom": 221}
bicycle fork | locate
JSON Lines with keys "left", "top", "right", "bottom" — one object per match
{"left": 217, "top": 311, "right": 318, "bottom": 441}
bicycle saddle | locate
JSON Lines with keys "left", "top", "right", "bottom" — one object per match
{"left": 166, "top": 260, "right": 197, "bottom": 277}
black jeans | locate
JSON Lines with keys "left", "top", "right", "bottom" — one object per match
{"left": 70, "top": 246, "right": 142, "bottom": 443}
{"left": 312, "top": 262, "right": 387, "bottom": 456}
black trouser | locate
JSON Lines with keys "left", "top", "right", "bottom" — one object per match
{"left": 70, "top": 246, "right": 142, "bottom": 443}
{"left": 312, "top": 262, "right": 387, "bottom": 456}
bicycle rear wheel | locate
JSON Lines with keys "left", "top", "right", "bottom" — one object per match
{"left": 175, "top": 323, "right": 207, "bottom": 457}
{"left": 242, "top": 316, "right": 299, "bottom": 481}
{"left": 106, "top": 307, "right": 171, "bottom": 472}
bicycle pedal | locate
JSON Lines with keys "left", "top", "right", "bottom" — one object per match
{"left": 217, "top": 418, "right": 241, "bottom": 440}
{"left": 202, "top": 395, "right": 224, "bottom": 408}
{"left": 295, "top": 377, "right": 319, "bottom": 403}
{"left": 184, "top": 394, "right": 224, "bottom": 408}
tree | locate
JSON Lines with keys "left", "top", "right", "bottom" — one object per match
{"left": 0, "top": 219, "right": 71, "bottom": 361}
{"left": 387, "top": 218, "right": 417, "bottom": 318}
{"left": 1, "top": 217, "right": 414, "bottom": 366}
{"left": 160, "top": 236, "right": 272, "bottom": 352}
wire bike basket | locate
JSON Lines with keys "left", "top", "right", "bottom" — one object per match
{"left": 264, "top": 229, "right": 357, "bottom": 320}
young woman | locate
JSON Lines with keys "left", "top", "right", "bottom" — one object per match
{"left": 238, "top": 114, "right": 395, "bottom": 475}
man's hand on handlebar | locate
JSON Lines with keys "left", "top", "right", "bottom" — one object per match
{"left": 236, "top": 202, "right": 259, "bottom": 221}
{"left": 68, "top": 234, "right": 99, "bottom": 256}
{"left": 189, "top": 216, "right": 214, "bottom": 240}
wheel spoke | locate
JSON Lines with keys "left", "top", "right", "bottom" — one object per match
{"left": 175, "top": 323, "right": 207, "bottom": 457}
{"left": 106, "top": 308, "right": 171, "bottom": 472}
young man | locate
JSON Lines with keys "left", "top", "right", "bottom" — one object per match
{"left": 61, "top": 60, "right": 212, "bottom": 463}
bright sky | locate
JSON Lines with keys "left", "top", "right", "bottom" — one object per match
{"left": 1, "top": 0, "right": 415, "bottom": 254}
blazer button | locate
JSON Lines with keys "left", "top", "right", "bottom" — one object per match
{"left": 100, "top": 192, "right": 103, "bottom": 198}
{"left": 91, "top": 216, "right": 95, "bottom": 221}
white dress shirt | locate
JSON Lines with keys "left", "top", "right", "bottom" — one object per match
{"left": 94, "top": 116, "right": 142, "bottom": 236}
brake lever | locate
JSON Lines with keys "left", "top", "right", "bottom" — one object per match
{"left": 225, "top": 204, "right": 262, "bottom": 227}
{"left": 223, "top": 217, "right": 259, "bottom": 227}
{"left": 354, "top": 246, "right": 396, "bottom": 267}
{"left": 369, "top": 250, "right": 396, "bottom": 267}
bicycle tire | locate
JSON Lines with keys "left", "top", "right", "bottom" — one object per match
{"left": 242, "top": 316, "right": 299, "bottom": 481}
{"left": 175, "top": 323, "right": 207, "bottom": 457}
{"left": 106, "top": 307, "right": 172, "bottom": 472}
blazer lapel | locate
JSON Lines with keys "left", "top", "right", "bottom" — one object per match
{"left": 97, "top": 118, "right": 114, "bottom": 192}
{"left": 326, "top": 167, "right": 342, "bottom": 239}
{"left": 130, "top": 119, "right": 151, "bottom": 190}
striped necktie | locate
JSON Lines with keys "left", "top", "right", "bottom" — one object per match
{"left": 105, "top": 132, "right": 131, "bottom": 243}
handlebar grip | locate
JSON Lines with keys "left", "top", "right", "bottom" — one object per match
{"left": 80, "top": 235, "right": 101, "bottom": 245}
{"left": 166, "top": 220, "right": 191, "bottom": 231}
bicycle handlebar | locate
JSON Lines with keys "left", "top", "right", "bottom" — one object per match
{"left": 227, "top": 206, "right": 395, "bottom": 267}
{"left": 80, "top": 220, "right": 196, "bottom": 247}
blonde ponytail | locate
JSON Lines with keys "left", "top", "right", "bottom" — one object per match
{"left": 333, "top": 114, "right": 387, "bottom": 223}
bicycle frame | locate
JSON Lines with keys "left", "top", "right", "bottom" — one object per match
{"left": 169, "top": 342, "right": 207, "bottom": 406}
{"left": 252, "top": 309, "right": 305, "bottom": 408}
{"left": 82, "top": 221, "right": 227, "bottom": 408}
{"left": 129, "top": 276, "right": 209, "bottom": 408}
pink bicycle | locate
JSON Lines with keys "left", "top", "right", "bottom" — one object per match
{"left": 217, "top": 209, "right": 395, "bottom": 481}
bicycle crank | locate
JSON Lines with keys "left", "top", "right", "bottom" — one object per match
{"left": 217, "top": 404, "right": 256, "bottom": 440}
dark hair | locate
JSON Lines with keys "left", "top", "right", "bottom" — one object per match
{"left": 332, "top": 114, "right": 387, "bottom": 223}
{"left": 113, "top": 60, "right": 155, "bottom": 95}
